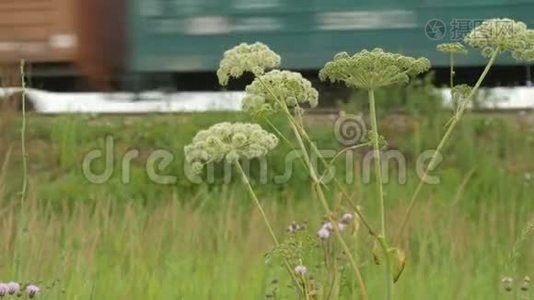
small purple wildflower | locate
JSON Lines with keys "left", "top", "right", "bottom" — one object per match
{"left": 317, "top": 227, "right": 330, "bottom": 239}
{"left": 6, "top": 282, "right": 20, "bottom": 295}
{"left": 26, "top": 284, "right": 40, "bottom": 298}
{"left": 341, "top": 213, "right": 354, "bottom": 224}
{"left": 287, "top": 222, "right": 301, "bottom": 234}
{"left": 294, "top": 265, "right": 307, "bottom": 276}
{"left": 338, "top": 223, "right": 346, "bottom": 232}
{"left": 322, "top": 222, "right": 333, "bottom": 231}
{"left": 0, "top": 283, "right": 8, "bottom": 297}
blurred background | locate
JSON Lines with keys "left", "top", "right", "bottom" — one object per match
{"left": 0, "top": 0, "right": 533, "bottom": 94}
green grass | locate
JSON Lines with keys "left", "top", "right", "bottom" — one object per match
{"left": 0, "top": 109, "right": 533, "bottom": 299}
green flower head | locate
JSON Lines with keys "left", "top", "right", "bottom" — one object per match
{"left": 464, "top": 18, "right": 530, "bottom": 58}
{"left": 242, "top": 70, "right": 319, "bottom": 115}
{"left": 319, "top": 48, "right": 431, "bottom": 90}
{"left": 217, "top": 42, "right": 281, "bottom": 86}
{"left": 184, "top": 122, "right": 279, "bottom": 174}
{"left": 436, "top": 42, "right": 468, "bottom": 54}
{"left": 451, "top": 84, "right": 473, "bottom": 104}
{"left": 512, "top": 29, "right": 534, "bottom": 62}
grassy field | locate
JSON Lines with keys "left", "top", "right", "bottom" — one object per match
{"left": 1, "top": 107, "right": 534, "bottom": 299}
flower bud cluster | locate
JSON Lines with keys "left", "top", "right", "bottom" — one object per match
{"left": 319, "top": 48, "right": 431, "bottom": 90}
{"left": 243, "top": 70, "right": 319, "bottom": 115}
{"left": 436, "top": 42, "right": 468, "bottom": 54}
{"left": 184, "top": 122, "right": 279, "bottom": 174}
{"left": 464, "top": 18, "right": 533, "bottom": 60}
{"left": 217, "top": 42, "right": 281, "bottom": 86}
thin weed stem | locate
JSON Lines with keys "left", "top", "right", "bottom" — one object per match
{"left": 397, "top": 48, "right": 500, "bottom": 237}
{"left": 233, "top": 161, "right": 305, "bottom": 296}
{"left": 14, "top": 59, "right": 28, "bottom": 278}
{"left": 256, "top": 76, "right": 368, "bottom": 299}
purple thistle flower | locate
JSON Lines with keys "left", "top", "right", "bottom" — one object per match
{"left": 6, "top": 282, "right": 20, "bottom": 295}
{"left": 287, "top": 222, "right": 301, "bottom": 234}
{"left": 338, "top": 223, "right": 347, "bottom": 232}
{"left": 294, "top": 265, "right": 307, "bottom": 276}
{"left": 322, "top": 222, "right": 333, "bottom": 231}
{"left": 0, "top": 283, "right": 8, "bottom": 297}
{"left": 26, "top": 284, "right": 40, "bottom": 298}
{"left": 341, "top": 213, "right": 354, "bottom": 224}
{"left": 317, "top": 227, "right": 330, "bottom": 239}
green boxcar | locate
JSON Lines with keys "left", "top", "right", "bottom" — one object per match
{"left": 127, "top": 0, "right": 534, "bottom": 73}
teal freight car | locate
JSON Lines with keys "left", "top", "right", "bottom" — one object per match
{"left": 127, "top": 0, "right": 534, "bottom": 75}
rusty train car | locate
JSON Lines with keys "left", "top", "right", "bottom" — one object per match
{"left": 0, "top": 0, "right": 123, "bottom": 90}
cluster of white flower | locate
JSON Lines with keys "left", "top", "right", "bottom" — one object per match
{"left": 242, "top": 70, "right": 319, "bottom": 115}
{"left": 217, "top": 42, "right": 281, "bottom": 86}
{"left": 319, "top": 48, "right": 431, "bottom": 90}
{"left": 436, "top": 42, "right": 468, "bottom": 54}
{"left": 513, "top": 29, "right": 534, "bottom": 61}
{"left": 184, "top": 122, "right": 279, "bottom": 174}
{"left": 464, "top": 18, "right": 534, "bottom": 60}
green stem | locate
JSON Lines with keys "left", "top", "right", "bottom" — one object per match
{"left": 234, "top": 162, "right": 279, "bottom": 244}
{"left": 368, "top": 89, "right": 392, "bottom": 300}
{"left": 256, "top": 76, "right": 368, "bottom": 299}
{"left": 289, "top": 119, "right": 369, "bottom": 300}
{"left": 234, "top": 161, "right": 304, "bottom": 295}
{"left": 397, "top": 48, "right": 500, "bottom": 236}
{"left": 450, "top": 53, "right": 454, "bottom": 89}
{"left": 14, "top": 60, "right": 28, "bottom": 278}
{"left": 20, "top": 60, "right": 28, "bottom": 206}
{"left": 292, "top": 113, "right": 379, "bottom": 239}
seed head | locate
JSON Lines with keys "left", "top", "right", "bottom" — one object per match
{"left": 184, "top": 122, "right": 278, "bottom": 174}
{"left": 26, "top": 285, "right": 40, "bottom": 298}
{"left": 243, "top": 70, "right": 319, "bottom": 115}
{"left": 294, "top": 265, "right": 307, "bottom": 276}
{"left": 464, "top": 18, "right": 530, "bottom": 58}
{"left": 217, "top": 42, "right": 281, "bottom": 85}
{"left": 436, "top": 42, "right": 468, "bottom": 54}
{"left": 502, "top": 276, "right": 513, "bottom": 292}
{"left": 451, "top": 84, "right": 473, "bottom": 105}
{"left": 319, "top": 48, "right": 431, "bottom": 90}
{"left": 521, "top": 276, "right": 530, "bottom": 291}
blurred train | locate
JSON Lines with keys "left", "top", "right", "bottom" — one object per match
{"left": 1, "top": 0, "right": 533, "bottom": 92}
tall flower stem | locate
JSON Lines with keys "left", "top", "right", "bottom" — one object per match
{"left": 450, "top": 53, "right": 455, "bottom": 89}
{"left": 397, "top": 49, "right": 500, "bottom": 236}
{"left": 235, "top": 162, "right": 278, "bottom": 244}
{"left": 292, "top": 112, "right": 378, "bottom": 239}
{"left": 233, "top": 161, "right": 304, "bottom": 296}
{"left": 256, "top": 77, "right": 368, "bottom": 299}
{"left": 13, "top": 60, "right": 28, "bottom": 278}
{"left": 368, "top": 89, "right": 392, "bottom": 300}
{"left": 288, "top": 118, "right": 369, "bottom": 300}
{"left": 20, "top": 59, "right": 28, "bottom": 206}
